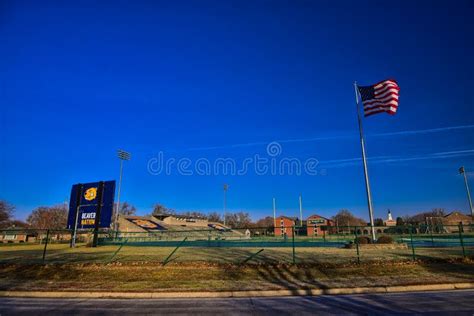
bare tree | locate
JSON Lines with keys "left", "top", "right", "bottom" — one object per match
{"left": 207, "top": 212, "right": 222, "bottom": 223}
{"left": 119, "top": 202, "right": 137, "bottom": 216}
{"left": 0, "top": 200, "right": 15, "bottom": 228}
{"left": 332, "top": 209, "right": 367, "bottom": 228}
{"left": 403, "top": 208, "right": 446, "bottom": 225}
{"left": 255, "top": 216, "right": 275, "bottom": 228}
{"left": 26, "top": 205, "right": 68, "bottom": 230}
{"left": 151, "top": 203, "right": 175, "bottom": 216}
{"left": 111, "top": 202, "right": 137, "bottom": 222}
{"left": 225, "top": 212, "right": 252, "bottom": 228}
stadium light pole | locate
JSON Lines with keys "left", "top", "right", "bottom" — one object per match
{"left": 114, "top": 149, "right": 131, "bottom": 233}
{"left": 459, "top": 166, "right": 473, "bottom": 219}
{"left": 299, "top": 194, "right": 303, "bottom": 227}
{"left": 223, "top": 184, "right": 229, "bottom": 226}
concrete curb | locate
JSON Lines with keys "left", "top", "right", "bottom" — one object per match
{"left": 1, "top": 283, "right": 473, "bottom": 299}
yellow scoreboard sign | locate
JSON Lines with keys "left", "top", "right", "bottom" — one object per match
{"left": 67, "top": 181, "right": 116, "bottom": 230}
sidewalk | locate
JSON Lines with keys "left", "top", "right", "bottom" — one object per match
{"left": 1, "top": 282, "right": 473, "bottom": 299}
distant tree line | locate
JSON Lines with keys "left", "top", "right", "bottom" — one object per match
{"left": 0, "top": 199, "right": 139, "bottom": 230}
{"left": 0, "top": 199, "right": 464, "bottom": 230}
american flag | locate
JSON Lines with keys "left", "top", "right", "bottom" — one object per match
{"left": 357, "top": 79, "right": 400, "bottom": 117}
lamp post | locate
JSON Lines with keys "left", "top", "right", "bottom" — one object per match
{"left": 114, "top": 149, "right": 131, "bottom": 233}
{"left": 459, "top": 166, "right": 473, "bottom": 219}
{"left": 223, "top": 184, "right": 229, "bottom": 226}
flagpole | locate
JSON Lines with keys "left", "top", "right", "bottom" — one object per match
{"left": 460, "top": 167, "right": 474, "bottom": 219}
{"left": 354, "top": 81, "right": 376, "bottom": 242}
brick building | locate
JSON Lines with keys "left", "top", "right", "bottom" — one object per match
{"left": 306, "top": 214, "right": 334, "bottom": 236}
{"left": 384, "top": 210, "right": 397, "bottom": 227}
{"left": 442, "top": 211, "right": 472, "bottom": 225}
{"left": 274, "top": 216, "right": 296, "bottom": 236}
{"left": 442, "top": 211, "right": 472, "bottom": 232}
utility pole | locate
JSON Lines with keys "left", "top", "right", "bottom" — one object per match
{"left": 223, "top": 184, "right": 229, "bottom": 226}
{"left": 459, "top": 166, "right": 473, "bottom": 219}
{"left": 71, "top": 184, "right": 83, "bottom": 248}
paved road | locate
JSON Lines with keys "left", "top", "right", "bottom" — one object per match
{"left": 1, "top": 290, "right": 473, "bottom": 315}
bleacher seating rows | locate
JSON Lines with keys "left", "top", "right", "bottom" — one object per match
{"left": 116, "top": 223, "right": 245, "bottom": 242}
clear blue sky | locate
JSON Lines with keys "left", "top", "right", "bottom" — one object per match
{"left": 1, "top": 0, "right": 473, "bottom": 221}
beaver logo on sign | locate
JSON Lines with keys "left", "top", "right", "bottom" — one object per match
{"left": 84, "top": 187, "right": 97, "bottom": 201}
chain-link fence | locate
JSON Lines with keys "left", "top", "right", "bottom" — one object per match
{"left": 1, "top": 224, "right": 473, "bottom": 265}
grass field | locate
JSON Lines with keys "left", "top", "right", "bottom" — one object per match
{"left": 0, "top": 256, "right": 473, "bottom": 293}
{"left": 1, "top": 243, "right": 473, "bottom": 292}
{"left": 1, "top": 243, "right": 472, "bottom": 265}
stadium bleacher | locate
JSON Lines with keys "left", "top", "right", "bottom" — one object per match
{"left": 114, "top": 214, "right": 244, "bottom": 242}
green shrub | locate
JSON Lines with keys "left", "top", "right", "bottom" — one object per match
{"left": 377, "top": 235, "right": 394, "bottom": 244}
{"left": 355, "top": 236, "right": 371, "bottom": 244}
